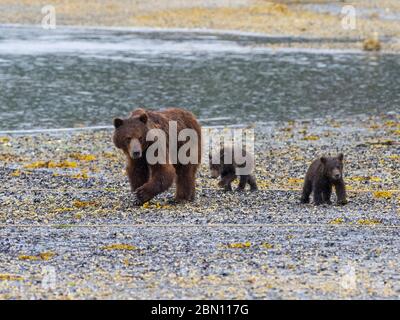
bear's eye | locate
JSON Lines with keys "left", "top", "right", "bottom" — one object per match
{"left": 125, "top": 137, "right": 131, "bottom": 144}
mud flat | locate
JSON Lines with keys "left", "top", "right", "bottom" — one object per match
{"left": 0, "top": 112, "right": 399, "bottom": 299}
{"left": 1, "top": 0, "right": 400, "bottom": 52}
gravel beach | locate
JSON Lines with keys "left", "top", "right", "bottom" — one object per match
{"left": 0, "top": 112, "right": 399, "bottom": 299}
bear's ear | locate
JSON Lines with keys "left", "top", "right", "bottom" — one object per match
{"left": 337, "top": 153, "right": 344, "bottom": 162}
{"left": 320, "top": 156, "right": 327, "bottom": 164}
{"left": 113, "top": 118, "right": 124, "bottom": 129}
{"left": 139, "top": 113, "right": 148, "bottom": 124}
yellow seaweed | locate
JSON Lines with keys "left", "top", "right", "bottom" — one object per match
{"left": 226, "top": 242, "right": 251, "bottom": 249}
{"left": 102, "top": 244, "right": 137, "bottom": 251}
{"left": 373, "top": 191, "right": 393, "bottom": 199}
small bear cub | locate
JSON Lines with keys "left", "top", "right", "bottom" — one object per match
{"left": 301, "top": 153, "right": 348, "bottom": 206}
{"left": 209, "top": 146, "right": 258, "bottom": 192}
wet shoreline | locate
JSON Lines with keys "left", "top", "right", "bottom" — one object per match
{"left": 2, "top": 25, "right": 400, "bottom": 131}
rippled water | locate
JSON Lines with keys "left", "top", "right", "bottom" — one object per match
{"left": 0, "top": 25, "right": 399, "bottom": 130}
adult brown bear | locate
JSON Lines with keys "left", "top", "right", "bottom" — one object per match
{"left": 113, "top": 108, "right": 202, "bottom": 205}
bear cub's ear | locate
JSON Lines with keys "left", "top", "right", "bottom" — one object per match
{"left": 139, "top": 113, "right": 148, "bottom": 124}
{"left": 337, "top": 153, "right": 344, "bottom": 161}
{"left": 320, "top": 156, "right": 327, "bottom": 164}
{"left": 113, "top": 118, "right": 124, "bottom": 129}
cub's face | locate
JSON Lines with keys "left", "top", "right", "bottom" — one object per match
{"left": 209, "top": 153, "right": 221, "bottom": 178}
{"left": 321, "top": 153, "right": 344, "bottom": 181}
{"left": 209, "top": 163, "right": 221, "bottom": 178}
{"left": 113, "top": 113, "right": 148, "bottom": 160}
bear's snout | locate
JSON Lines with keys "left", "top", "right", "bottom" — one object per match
{"left": 210, "top": 169, "right": 220, "bottom": 178}
{"left": 132, "top": 151, "right": 142, "bottom": 159}
{"left": 331, "top": 168, "right": 341, "bottom": 180}
{"left": 129, "top": 138, "right": 143, "bottom": 160}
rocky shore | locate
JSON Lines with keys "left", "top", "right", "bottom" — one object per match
{"left": 1, "top": 0, "right": 400, "bottom": 52}
{"left": 0, "top": 112, "right": 399, "bottom": 299}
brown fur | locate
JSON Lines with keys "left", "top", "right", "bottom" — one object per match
{"left": 209, "top": 146, "right": 257, "bottom": 192}
{"left": 113, "top": 107, "right": 202, "bottom": 205}
{"left": 301, "top": 153, "right": 347, "bottom": 206}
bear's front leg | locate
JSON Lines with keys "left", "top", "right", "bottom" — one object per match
{"left": 132, "top": 164, "right": 175, "bottom": 205}
{"left": 322, "top": 185, "right": 333, "bottom": 205}
{"left": 248, "top": 175, "right": 258, "bottom": 192}
{"left": 300, "top": 179, "right": 312, "bottom": 204}
{"left": 220, "top": 171, "right": 236, "bottom": 192}
{"left": 126, "top": 157, "right": 149, "bottom": 192}
{"left": 236, "top": 175, "right": 248, "bottom": 192}
{"left": 313, "top": 192, "right": 324, "bottom": 206}
{"left": 313, "top": 181, "right": 325, "bottom": 205}
{"left": 335, "top": 180, "right": 348, "bottom": 205}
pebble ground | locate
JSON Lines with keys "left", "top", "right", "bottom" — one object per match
{"left": 0, "top": 112, "right": 399, "bottom": 299}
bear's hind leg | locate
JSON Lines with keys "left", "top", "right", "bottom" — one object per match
{"left": 175, "top": 164, "right": 197, "bottom": 202}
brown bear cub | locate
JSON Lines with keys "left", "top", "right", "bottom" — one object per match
{"left": 113, "top": 107, "right": 202, "bottom": 205}
{"left": 209, "top": 146, "right": 258, "bottom": 192}
{"left": 301, "top": 153, "right": 348, "bottom": 206}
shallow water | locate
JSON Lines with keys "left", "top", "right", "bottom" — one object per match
{"left": 302, "top": 3, "right": 400, "bottom": 21}
{"left": 0, "top": 25, "right": 399, "bottom": 130}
